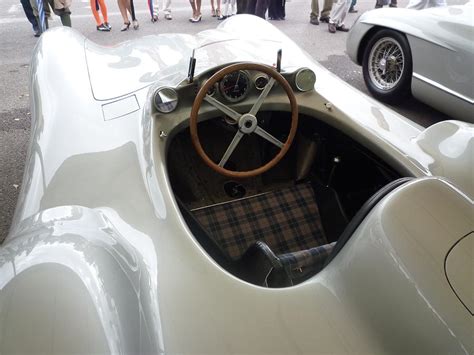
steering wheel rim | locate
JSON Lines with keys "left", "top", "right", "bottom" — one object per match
{"left": 190, "top": 62, "right": 298, "bottom": 179}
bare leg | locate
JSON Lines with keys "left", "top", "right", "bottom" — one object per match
{"left": 211, "top": 0, "right": 215, "bottom": 15}
{"left": 196, "top": 0, "right": 201, "bottom": 15}
{"left": 216, "top": 0, "right": 221, "bottom": 15}
{"left": 117, "top": 0, "right": 130, "bottom": 23}
{"left": 189, "top": 0, "right": 197, "bottom": 17}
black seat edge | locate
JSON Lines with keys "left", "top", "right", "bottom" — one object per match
{"left": 324, "top": 177, "right": 414, "bottom": 267}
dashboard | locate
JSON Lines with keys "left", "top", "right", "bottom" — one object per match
{"left": 152, "top": 66, "right": 316, "bottom": 115}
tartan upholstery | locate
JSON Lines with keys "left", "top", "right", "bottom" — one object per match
{"left": 192, "top": 183, "right": 327, "bottom": 260}
{"left": 278, "top": 242, "right": 336, "bottom": 271}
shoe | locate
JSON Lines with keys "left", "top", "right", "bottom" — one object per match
{"left": 97, "top": 23, "right": 110, "bottom": 31}
{"left": 319, "top": 16, "right": 330, "bottom": 23}
{"left": 34, "top": 30, "right": 41, "bottom": 37}
{"left": 165, "top": 13, "right": 172, "bottom": 20}
{"left": 328, "top": 22, "right": 336, "bottom": 33}
{"left": 336, "top": 24, "right": 350, "bottom": 32}
{"left": 151, "top": 15, "right": 158, "bottom": 22}
{"left": 189, "top": 14, "right": 202, "bottom": 22}
{"left": 375, "top": 4, "right": 383, "bottom": 8}
{"left": 349, "top": 6, "right": 358, "bottom": 12}
{"left": 105, "top": 22, "right": 112, "bottom": 30}
{"left": 389, "top": 3, "right": 397, "bottom": 7}
{"left": 211, "top": 9, "right": 216, "bottom": 17}
{"left": 310, "top": 17, "right": 319, "bottom": 25}
{"left": 120, "top": 22, "right": 130, "bottom": 31}
{"left": 218, "top": 15, "right": 227, "bottom": 20}
{"left": 132, "top": 19, "right": 139, "bottom": 29}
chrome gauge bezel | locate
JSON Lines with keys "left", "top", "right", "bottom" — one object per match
{"left": 153, "top": 87, "right": 179, "bottom": 113}
{"left": 254, "top": 74, "right": 269, "bottom": 91}
{"left": 219, "top": 70, "right": 250, "bottom": 103}
{"left": 295, "top": 68, "right": 316, "bottom": 92}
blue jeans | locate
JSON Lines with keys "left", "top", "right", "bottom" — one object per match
{"left": 20, "top": 0, "right": 39, "bottom": 31}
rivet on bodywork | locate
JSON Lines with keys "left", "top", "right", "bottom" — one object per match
{"left": 325, "top": 102, "right": 333, "bottom": 111}
{"left": 160, "top": 131, "right": 168, "bottom": 139}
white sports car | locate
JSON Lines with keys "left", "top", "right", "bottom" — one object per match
{"left": 346, "top": 3, "right": 473, "bottom": 122}
{"left": 0, "top": 15, "right": 473, "bottom": 354}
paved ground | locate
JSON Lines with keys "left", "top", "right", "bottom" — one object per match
{"left": 0, "top": 0, "right": 460, "bottom": 242}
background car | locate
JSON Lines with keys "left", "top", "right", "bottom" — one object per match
{"left": 346, "top": 3, "right": 474, "bottom": 123}
{"left": 0, "top": 15, "right": 472, "bottom": 354}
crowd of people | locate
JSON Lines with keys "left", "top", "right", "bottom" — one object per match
{"left": 20, "top": 0, "right": 448, "bottom": 37}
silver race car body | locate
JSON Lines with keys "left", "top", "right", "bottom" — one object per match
{"left": 1, "top": 15, "right": 473, "bottom": 354}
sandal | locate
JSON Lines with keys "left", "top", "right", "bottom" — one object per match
{"left": 120, "top": 22, "right": 130, "bottom": 31}
{"left": 211, "top": 9, "right": 216, "bottom": 17}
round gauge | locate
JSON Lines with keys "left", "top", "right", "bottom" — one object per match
{"left": 255, "top": 75, "right": 269, "bottom": 90}
{"left": 295, "top": 68, "right": 316, "bottom": 92}
{"left": 153, "top": 87, "right": 178, "bottom": 113}
{"left": 219, "top": 70, "right": 250, "bottom": 102}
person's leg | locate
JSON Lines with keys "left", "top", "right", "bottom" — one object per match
{"left": 98, "top": 0, "right": 109, "bottom": 25}
{"left": 163, "top": 0, "right": 172, "bottom": 19}
{"left": 20, "top": 0, "right": 39, "bottom": 31}
{"left": 254, "top": 0, "right": 267, "bottom": 18}
{"left": 216, "top": 0, "right": 221, "bottom": 16}
{"left": 148, "top": 0, "right": 158, "bottom": 20}
{"left": 349, "top": 0, "right": 357, "bottom": 12}
{"left": 310, "top": 0, "right": 320, "bottom": 22}
{"left": 328, "top": 0, "right": 350, "bottom": 32}
{"left": 90, "top": 0, "right": 103, "bottom": 25}
{"left": 320, "top": 0, "right": 333, "bottom": 20}
{"left": 211, "top": 0, "right": 216, "bottom": 15}
{"left": 246, "top": 0, "right": 256, "bottom": 14}
{"left": 117, "top": 0, "right": 130, "bottom": 29}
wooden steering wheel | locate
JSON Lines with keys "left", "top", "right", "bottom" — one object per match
{"left": 190, "top": 62, "right": 298, "bottom": 179}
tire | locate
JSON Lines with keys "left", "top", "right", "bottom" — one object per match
{"left": 362, "top": 29, "right": 412, "bottom": 103}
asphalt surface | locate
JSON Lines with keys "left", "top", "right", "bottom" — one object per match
{"left": 0, "top": 0, "right": 460, "bottom": 242}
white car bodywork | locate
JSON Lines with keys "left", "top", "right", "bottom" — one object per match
{"left": 0, "top": 15, "right": 473, "bottom": 354}
{"left": 347, "top": 4, "right": 474, "bottom": 122}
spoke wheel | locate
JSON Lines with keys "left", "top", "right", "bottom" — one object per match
{"left": 362, "top": 29, "right": 412, "bottom": 103}
{"left": 190, "top": 62, "right": 298, "bottom": 179}
{"left": 368, "top": 37, "right": 404, "bottom": 91}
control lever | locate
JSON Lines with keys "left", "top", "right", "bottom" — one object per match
{"left": 326, "top": 156, "right": 341, "bottom": 187}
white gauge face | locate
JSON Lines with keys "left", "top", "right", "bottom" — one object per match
{"left": 154, "top": 88, "right": 178, "bottom": 113}
{"left": 295, "top": 68, "right": 316, "bottom": 92}
{"left": 219, "top": 70, "right": 250, "bottom": 103}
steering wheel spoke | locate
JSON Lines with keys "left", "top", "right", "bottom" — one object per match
{"left": 204, "top": 95, "right": 241, "bottom": 122}
{"left": 218, "top": 130, "right": 244, "bottom": 167}
{"left": 254, "top": 126, "right": 284, "bottom": 148}
{"left": 249, "top": 77, "right": 276, "bottom": 116}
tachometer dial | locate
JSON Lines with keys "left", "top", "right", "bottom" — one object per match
{"left": 255, "top": 75, "right": 269, "bottom": 90}
{"left": 219, "top": 70, "right": 249, "bottom": 102}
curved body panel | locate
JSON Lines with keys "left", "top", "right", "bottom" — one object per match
{"left": 2, "top": 16, "right": 473, "bottom": 354}
{"left": 346, "top": 4, "right": 474, "bottom": 122}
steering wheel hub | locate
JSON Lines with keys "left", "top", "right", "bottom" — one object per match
{"left": 239, "top": 114, "right": 258, "bottom": 134}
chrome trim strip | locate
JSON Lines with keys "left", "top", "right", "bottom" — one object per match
{"left": 413, "top": 72, "right": 474, "bottom": 105}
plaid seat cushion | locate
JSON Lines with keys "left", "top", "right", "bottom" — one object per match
{"left": 192, "top": 183, "right": 327, "bottom": 260}
{"left": 278, "top": 242, "right": 336, "bottom": 271}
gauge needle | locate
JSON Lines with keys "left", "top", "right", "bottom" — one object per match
{"left": 233, "top": 72, "right": 241, "bottom": 92}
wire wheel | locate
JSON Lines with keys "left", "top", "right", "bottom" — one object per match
{"left": 368, "top": 37, "right": 405, "bottom": 91}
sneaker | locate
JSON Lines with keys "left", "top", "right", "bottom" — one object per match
{"left": 104, "top": 22, "right": 112, "bottom": 30}
{"left": 97, "top": 23, "right": 110, "bottom": 31}
{"left": 34, "top": 30, "right": 41, "bottom": 37}
{"left": 349, "top": 6, "right": 358, "bottom": 12}
{"left": 336, "top": 24, "right": 350, "bottom": 32}
{"left": 151, "top": 15, "right": 158, "bottom": 22}
{"left": 165, "top": 13, "right": 172, "bottom": 20}
{"left": 310, "top": 17, "right": 319, "bottom": 25}
{"left": 328, "top": 22, "right": 336, "bottom": 33}
{"left": 319, "top": 16, "right": 330, "bottom": 23}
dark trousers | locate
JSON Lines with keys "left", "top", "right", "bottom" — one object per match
{"left": 246, "top": 0, "right": 268, "bottom": 18}
{"left": 20, "top": 0, "right": 38, "bottom": 31}
{"left": 237, "top": 0, "right": 249, "bottom": 13}
{"left": 268, "top": 0, "right": 285, "bottom": 19}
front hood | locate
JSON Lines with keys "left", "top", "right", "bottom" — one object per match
{"left": 84, "top": 15, "right": 311, "bottom": 101}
